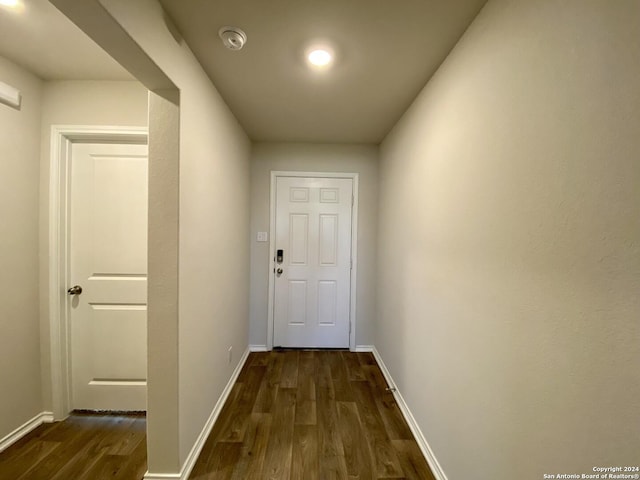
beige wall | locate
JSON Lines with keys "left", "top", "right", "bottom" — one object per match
{"left": 250, "top": 143, "right": 378, "bottom": 348}
{"left": 38, "top": 80, "right": 148, "bottom": 413}
{"left": 0, "top": 56, "right": 44, "bottom": 442}
{"left": 377, "top": 1, "right": 640, "bottom": 479}
{"left": 98, "top": 0, "right": 252, "bottom": 472}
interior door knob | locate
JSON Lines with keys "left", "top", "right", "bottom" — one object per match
{"left": 276, "top": 268, "right": 283, "bottom": 275}
{"left": 67, "top": 285, "right": 83, "bottom": 295}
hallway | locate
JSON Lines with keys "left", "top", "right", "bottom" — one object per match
{"left": 1, "top": 1, "right": 638, "bottom": 478}
{"left": 190, "top": 350, "right": 435, "bottom": 479}
{"left": 0, "top": 352, "right": 433, "bottom": 479}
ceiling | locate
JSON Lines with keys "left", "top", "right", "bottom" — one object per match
{"left": 0, "top": 0, "right": 487, "bottom": 143}
{"left": 0, "top": 0, "right": 131, "bottom": 80}
{"left": 158, "top": 0, "right": 487, "bottom": 143}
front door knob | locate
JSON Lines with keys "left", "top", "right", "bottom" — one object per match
{"left": 67, "top": 285, "right": 83, "bottom": 295}
{"left": 276, "top": 268, "right": 283, "bottom": 275}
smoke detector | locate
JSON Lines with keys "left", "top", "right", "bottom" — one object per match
{"left": 218, "top": 26, "right": 247, "bottom": 50}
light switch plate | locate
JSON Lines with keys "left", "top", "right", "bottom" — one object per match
{"left": 257, "top": 232, "right": 268, "bottom": 242}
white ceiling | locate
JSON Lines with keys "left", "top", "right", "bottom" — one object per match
{"left": 0, "top": 0, "right": 487, "bottom": 143}
{"left": 0, "top": 0, "right": 131, "bottom": 80}
{"left": 158, "top": 0, "right": 487, "bottom": 143}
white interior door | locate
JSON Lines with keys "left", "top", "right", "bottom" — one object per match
{"left": 273, "top": 176, "right": 353, "bottom": 348}
{"left": 69, "top": 141, "right": 148, "bottom": 411}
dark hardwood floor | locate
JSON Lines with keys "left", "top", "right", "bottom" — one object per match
{"left": 0, "top": 351, "right": 434, "bottom": 480}
{"left": 190, "top": 350, "right": 435, "bottom": 480}
{"left": 0, "top": 412, "right": 147, "bottom": 480}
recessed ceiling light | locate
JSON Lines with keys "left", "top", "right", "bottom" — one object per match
{"left": 0, "top": 0, "right": 19, "bottom": 7}
{"left": 308, "top": 49, "right": 333, "bottom": 67}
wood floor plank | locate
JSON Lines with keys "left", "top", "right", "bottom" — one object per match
{"left": 327, "top": 351, "right": 355, "bottom": 401}
{"left": 47, "top": 414, "right": 147, "bottom": 480}
{"left": 191, "top": 442, "right": 242, "bottom": 480}
{"left": 342, "top": 351, "right": 366, "bottom": 382}
{"left": 279, "top": 350, "right": 299, "bottom": 388}
{"left": 392, "top": 439, "right": 437, "bottom": 480}
{"left": 351, "top": 381, "right": 404, "bottom": 478}
{"left": 261, "top": 387, "right": 296, "bottom": 480}
{"left": 79, "top": 454, "right": 126, "bottom": 480}
{"left": 253, "top": 352, "right": 284, "bottom": 414}
{"left": 190, "top": 433, "right": 222, "bottom": 479}
{"left": 16, "top": 422, "right": 107, "bottom": 480}
{"left": 206, "top": 383, "right": 242, "bottom": 444}
{"left": 3, "top": 423, "right": 59, "bottom": 456}
{"left": 316, "top": 386, "right": 345, "bottom": 459}
{"left": 295, "top": 350, "right": 317, "bottom": 425}
{"left": 249, "top": 351, "right": 271, "bottom": 367}
{"left": 49, "top": 436, "right": 110, "bottom": 480}
{"left": 114, "top": 437, "right": 148, "bottom": 480}
{"left": 318, "top": 452, "right": 349, "bottom": 480}
{"left": 317, "top": 386, "right": 349, "bottom": 479}
{"left": 80, "top": 444, "right": 148, "bottom": 480}
{"left": 230, "top": 413, "right": 272, "bottom": 480}
{"left": 238, "top": 366, "right": 268, "bottom": 411}
{"left": 294, "top": 398, "right": 317, "bottom": 426}
{"left": 336, "top": 401, "right": 374, "bottom": 480}
{"left": 375, "top": 393, "right": 414, "bottom": 441}
{"left": 108, "top": 417, "right": 147, "bottom": 455}
{"left": 95, "top": 416, "right": 138, "bottom": 451}
{"left": 297, "top": 351, "right": 316, "bottom": 400}
{"left": 362, "top": 364, "right": 390, "bottom": 391}
{"left": 290, "top": 424, "right": 319, "bottom": 480}
{"left": 315, "top": 351, "right": 335, "bottom": 394}
{"left": 1, "top": 441, "right": 60, "bottom": 480}
{"left": 218, "top": 365, "right": 266, "bottom": 443}
{"left": 356, "top": 351, "right": 376, "bottom": 366}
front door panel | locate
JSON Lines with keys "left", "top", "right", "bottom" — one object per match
{"left": 273, "top": 176, "right": 353, "bottom": 348}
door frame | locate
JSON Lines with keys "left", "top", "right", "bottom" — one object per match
{"left": 48, "top": 125, "right": 148, "bottom": 419}
{"left": 267, "top": 171, "right": 359, "bottom": 351}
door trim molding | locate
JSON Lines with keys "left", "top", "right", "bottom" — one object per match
{"left": 48, "top": 125, "right": 148, "bottom": 419}
{"left": 267, "top": 171, "right": 359, "bottom": 351}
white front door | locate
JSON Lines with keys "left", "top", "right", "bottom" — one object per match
{"left": 273, "top": 176, "right": 353, "bottom": 348}
{"left": 69, "top": 141, "right": 148, "bottom": 411}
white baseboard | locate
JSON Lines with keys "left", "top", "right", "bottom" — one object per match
{"left": 0, "top": 411, "right": 54, "bottom": 453}
{"left": 144, "top": 347, "right": 250, "bottom": 480}
{"left": 250, "top": 345, "right": 374, "bottom": 353}
{"left": 354, "top": 345, "right": 374, "bottom": 352}
{"left": 372, "top": 347, "right": 448, "bottom": 480}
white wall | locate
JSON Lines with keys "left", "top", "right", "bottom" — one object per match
{"left": 97, "top": 0, "right": 252, "bottom": 472}
{"left": 0, "top": 56, "right": 44, "bottom": 442}
{"left": 38, "top": 80, "right": 148, "bottom": 412}
{"left": 249, "top": 143, "right": 378, "bottom": 348}
{"left": 377, "top": 1, "right": 640, "bottom": 479}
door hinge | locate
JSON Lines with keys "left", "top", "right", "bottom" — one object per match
{"left": 350, "top": 259, "right": 353, "bottom": 270}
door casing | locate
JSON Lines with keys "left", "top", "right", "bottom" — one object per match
{"left": 267, "top": 171, "right": 359, "bottom": 351}
{"left": 48, "top": 125, "right": 148, "bottom": 419}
